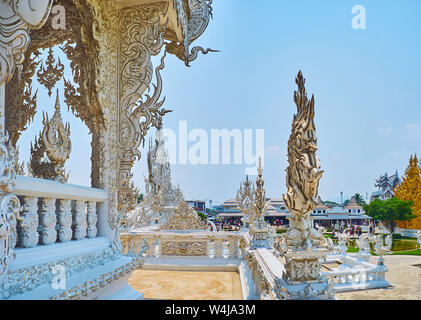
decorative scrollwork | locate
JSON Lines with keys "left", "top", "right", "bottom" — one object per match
{"left": 165, "top": 41, "right": 219, "bottom": 67}
{"left": 0, "top": 193, "right": 23, "bottom": 292}
{"left": 5, "top": 52, "right": 40, "bottom": 148}
{"left": 36, "top": 47, "right": 64, "bottom": 96}
{"left": 0, "top": 0, "right": 54, "bottom": 85}
{"left": 161, "top": 241, "right": 208, "bottom": 256}
{"left": 118, "top": 3, "right": 171, "bottom": 213}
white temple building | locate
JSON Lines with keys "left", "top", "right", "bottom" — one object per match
{"left": 370, "top": 171, "right": 401, "bottom": 202}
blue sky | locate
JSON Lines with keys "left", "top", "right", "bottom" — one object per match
{"left": 18, "top": 0, "right": 421, "bottom": 205}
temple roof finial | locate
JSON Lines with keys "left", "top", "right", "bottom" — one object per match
{"left": 55, "top": 88, "right": 60, "bottom": 111}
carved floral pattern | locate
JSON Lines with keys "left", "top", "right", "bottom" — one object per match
{"left": 36, "top": 47, "right": 64, "bottom": 96}
{"left": 161, "top": 240, "right": 207, "bottom": 256}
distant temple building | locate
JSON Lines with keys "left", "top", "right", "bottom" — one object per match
{"left": 214, "top": 195, "right": 371, "bottom": 227}
{"left": 370, "top": 171, "right": 401, "bottom": 201}
{"left": 186, "top": 200, "right": 206, "bottom": 212}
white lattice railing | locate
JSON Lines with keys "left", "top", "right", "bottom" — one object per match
{"left": 11, "top": 175, "right": 107, "bottom": 249}
{"left": 121, "top": 231, "right": 243, "bottom": 259}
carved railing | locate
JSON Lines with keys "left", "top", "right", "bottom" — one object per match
{"left": 323, "top": 264, "right": 389, "bottom": 292}
{"left": 243, "top": 247, "right": 287, "bottom": 300}
{"left": 11, "top": 175, "right": 106, "bottom": 249}
{"left": 121, "top": 231, "right": 242, "bottom": 259}
{"left": 322, "top": 253, "right": 389, "bottom": 292}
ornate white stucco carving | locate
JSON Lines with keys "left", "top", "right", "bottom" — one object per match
{"left": 127, "top": 123, "right": 188, "bottom": 229}
{"left": 283, "top": 71, "right": 326, "bottom": 249}
{"left": 87, "top": 201, "right": 98, "bottom": 238}
{"left": 274, "top": 71, "right": 334, "bottom": 300}
{"left": 21, "top": 196, "right": 39, "bottom": 248}
{"left": 40, "top": 197, "right": 57, "bottom": 245}
{"left": 161, "top": 240, "right": 208, "bottom": 256}
{"left": 0, "top": 0, "right": 215, "bottom": 298}
{"left": 58, "top": 199, "right": 72, "bottom": 242}
{"left": 249, "top": 157, "right": 272, "bottom": 249}
{"left": 159, "top": 201, "right": 207, "bottom": 231}
{"left": 0, "top": 0, "right": 53, "bottom": 85}
{"left": 72, "top": 200, "right": 87, "bottom": 240}
{"left": 0, "top": 0, "right": 53, "bottom": 292}
{"left": 236, "top": 175, "right": 255, "bottom": 228}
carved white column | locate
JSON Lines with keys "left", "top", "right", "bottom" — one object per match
{"left": 222, "top": 240, "right": 229, "bottom": 259}
{"left": 58, "top": 199, "right": 72, "bottom": 242}
{"left": 214, "top": 239, "right": 223, "bottom": 258}
{"left": 228, "top": 237, "right": 238, "bottom": 258}
{"left": 40, "top": 198, "right": 57, "bottom": 245}
{"left": 72, "top": 200, "right": 87, "bottom": 240}
{"left": 87, "top": 201, "right": 97, "bottom": 238}
{"left": 208, "top": 240, "right": 215, "bottom": 258}
{"left": 9, "top": 209, "right": 18, "bottom": 249}
{"left": 146, "top": 238, "right": 155, "bottom": 257}
{"left": 21, "top": 196, "right": 39, "bottom": 247}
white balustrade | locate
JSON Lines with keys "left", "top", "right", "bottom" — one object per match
{"left": 120, "top": 231, "right": 242, "bottom": 259}
{"left": 11, "top": 175, "right": 107, "bottom": 249}
{"left": 326, "top": 265, "right": 388, "bottom": 291}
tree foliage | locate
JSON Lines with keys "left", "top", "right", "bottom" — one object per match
{"left": 363, "top": 198, "right": 415, "bottom": 233}
{"left": 324, "top": 200, "right": 340, "bottom": 206}
{"left": 196, "top": 211, "right": 207, "bottom": 221}
{"left": 353, "top": 193, "right": 366, "bottom": 205}
{"left": 394, "top": 154, "right": 421, "bottom": 229}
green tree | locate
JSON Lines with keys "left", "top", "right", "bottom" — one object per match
{"left": 363, "top": 198, "right": 415, "bottom": 233}
{"left": 354, "top": 193, "right": 366, "bottom": 205}
{"left": 324, "top": 200, "right": 340, "bottom": 206}
{"left": 343, "top": 199, "right": 350, "bottom": 206}
{"left": 196, "top": 211, "right": 207, "bottom": 221}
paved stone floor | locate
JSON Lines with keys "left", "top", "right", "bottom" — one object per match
{"left": 336, "top": 255, "right": 421, "bottom": 300}
{"left": 129, "top": 270, "right": 243, "bottom": 300}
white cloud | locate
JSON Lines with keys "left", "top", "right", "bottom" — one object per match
{"left": 403, "top": 123, "right": 421, "bottom": 141}
{"left": 377, "top": 127, "right": 394, "bottom": 135}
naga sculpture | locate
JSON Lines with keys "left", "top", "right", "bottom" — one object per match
{"left": 30, "top": 89, "right": 71, "bottom": 183}
{"left": 283, "top": 71, "right": 325, "bottom": 248}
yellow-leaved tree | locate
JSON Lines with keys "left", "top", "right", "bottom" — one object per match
{"left": 394, "top": 154, "right": 421, "bottom": 229}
